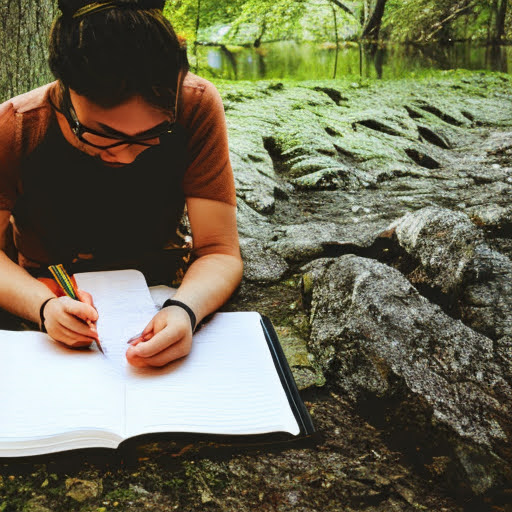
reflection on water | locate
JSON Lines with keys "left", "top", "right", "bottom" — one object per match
{"left": 196, "top": 41, "right": 511, "bottom": 81}
{"left": 1, "top": 41, "right": 510, "bottom": 101}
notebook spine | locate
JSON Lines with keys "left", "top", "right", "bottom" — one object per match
{"left": 260, "top": 316, "right": 315, "bottom": 436}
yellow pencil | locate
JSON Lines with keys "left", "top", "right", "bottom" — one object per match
{"left": 48, "top": 264, "right": 104, "bottom": 354}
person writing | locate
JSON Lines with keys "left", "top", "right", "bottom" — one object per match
{"left": 0, "top": 0, "right": 243, "bottom": 367}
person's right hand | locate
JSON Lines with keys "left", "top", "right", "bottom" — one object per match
{"left": 42, "top": 289, "right": 99, "bottom": 348}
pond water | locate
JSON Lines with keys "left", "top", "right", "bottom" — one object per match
{"left": 194, "top": 41, "right": 511, "bottom": 81}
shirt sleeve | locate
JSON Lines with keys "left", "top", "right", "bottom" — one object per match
{"left": 181, "top": 80, "right": 237, "bottom": 207}
{"left": 0, "top": 100, "right": 19, "bottom": 211}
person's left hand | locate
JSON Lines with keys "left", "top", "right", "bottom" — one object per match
{"left": 125, "top": 306, "right": 193, "bottom": 368}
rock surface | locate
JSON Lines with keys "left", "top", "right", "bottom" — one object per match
{"left": 2, "top": 71, "right": 512, "bottom": 511}
{"left": 303, "top": 254, "right": 511, "bottom": 495}
{"left": 385, "top": 206, "right": 512, "bottom": 386}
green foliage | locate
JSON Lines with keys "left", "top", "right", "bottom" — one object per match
{"left": 164, "top": 0, "right": 510, "bottom": 46}
{"left": 381, "top": 0, "right": 509, "bottom": 42}
{"left": 165, "top": 0, "right": 361, "bottom": 46}
{"left": 165, "top": 0, "right": 245, "bottom": 41}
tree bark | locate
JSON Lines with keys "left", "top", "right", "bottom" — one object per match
{"left": 361, "top": 0, "right": 388, "bottom": 40}
{"left": 0, "top": 0, "right": 56, "bottom": 101}
{"left": 495, "top": 0, "right": 508, "bottom": 42}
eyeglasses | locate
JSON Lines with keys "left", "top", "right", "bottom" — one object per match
{"left": 49, "top": 87, "right": 174, "bottom": 150}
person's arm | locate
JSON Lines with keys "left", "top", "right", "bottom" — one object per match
{"left": 0, "top": 210, "right": 98, "bottom": 345}
{"left": 125, "top": 197, "right": 243, "bottom": 367}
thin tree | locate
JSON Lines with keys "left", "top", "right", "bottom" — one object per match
{"left": 194, "top": 0, "right": 201, "bottom": 72}
{"left": 495, "top": 0, "right": 508, "bottom": 42}
{"left": 331, "top": 2, "right": 339, "bottom": 79}
{"left": 361, "top": 0, "right": 388, "bottom": 40}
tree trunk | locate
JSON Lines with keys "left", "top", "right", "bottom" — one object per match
{"left": 193, "top": 0, "right": 201, "bottom": 72}
{"left": 361, "top": 0, "right": 388, "bottom": 40}
{"left": 254, "top": 16, "right": 267, "bottom": 48}
{"left": 495, "top": 0, "right": 508, "bottom": 42}
{"left": 331, "top": 4, "right": 339, "bottom": 79}
{"left": 0, "top": 0, "right": 56, "bottom": 101}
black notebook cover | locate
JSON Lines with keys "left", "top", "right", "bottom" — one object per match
{"left": 260, "top": 315, "right": 315, "bottom": 437}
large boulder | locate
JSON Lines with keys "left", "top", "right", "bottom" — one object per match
{"left": 303, "top": 254, "right": 512, "bottom": 495}
{"left": 386, "top": 207, "right": 512, "bottom": 384}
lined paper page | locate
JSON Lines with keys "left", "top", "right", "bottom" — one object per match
{"left": 75, "top": 271, "right": 300, "bottom": 437}
{"left": 75, "top": 270, "right": 159, "bottom": 371}
{"left": 124, "top": 312, "right": 300, "bottom": 438}
{"left": 0, "top": 331, "right": 123, "bottom": 453}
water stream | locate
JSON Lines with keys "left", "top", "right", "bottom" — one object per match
{"left": 195, "top": 41, "right": 511, "bottom": 81}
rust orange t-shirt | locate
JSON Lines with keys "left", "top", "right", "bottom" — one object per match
{"left": 0, "top": 72, "right": 236, "bottom": 270}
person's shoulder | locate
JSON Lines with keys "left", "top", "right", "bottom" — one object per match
{"left": 0, "top": 81, "right": 57, "bottom": 116}
{"left": 179, "top": 72, "right": 224, "bottom": 126}
{"left": 182, "top": 72, "right": 217, "bottom": 97}
{"left": 0, "top": 82, "right": 58, "bottom": 157}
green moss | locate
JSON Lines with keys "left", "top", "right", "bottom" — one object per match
{"left": 102, "top": 487, "right": 139, "bottom": 503}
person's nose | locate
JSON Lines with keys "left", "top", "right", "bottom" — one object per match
{"left": 100, "top": 144, "right": 147, "bottom": 164}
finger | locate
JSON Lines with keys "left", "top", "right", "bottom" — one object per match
{"left": 60, "top": 312, "right": 98, "bottom": 339}
{"left": 48, "top": 323, "right": 95, "bottom": 348}
{"left": 128, "top": 338, "right": 192, "bottom": 368}
{"left": 131, "top": 328, "right": 183, "bottom": 358}
{"left": 62, "top": 297, "right": 98, "bottom": 324}
{"left": 76, "top": 289, "right": 97, "bottom": 315}
{"left": 141, "top": 318, "right": 154, "bottom": 337}
{"left": 125, "top": 350, "right": 149, "bottom": 368}
{"left": 129, "top": 337, "right": 143, "bottom": 347}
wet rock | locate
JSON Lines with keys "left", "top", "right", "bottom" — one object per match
{"left": 22, "top": 496, "right": 53, "bottom": 512}
{"left": 461, "top": 243, "right": 512, "bottom": 342}
{"left": 386, "top": 207, "right": 512, "bottom": 381}
{"left": 239, "top": 237, "right": 289, "bottom": 282}
{"left": 236, "top": 199, "right": 274, "bottom": 241}
{"left": 269, "top": 222, "right": 347, "bottom": 262}
{"left": 65, "top": 477, "right": 103, "bottom": 502}
{"left": 389, "top": 206, "right": 484, "bottom": 294}
{"left": 291, "top": 168, "right": 344, "bottom": 190}
{"left": 303, "top": 254, "right": 512, "bottom": 495}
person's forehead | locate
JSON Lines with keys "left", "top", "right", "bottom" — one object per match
{"left": 70, "top": 89, "right": 171, "bottom": 136}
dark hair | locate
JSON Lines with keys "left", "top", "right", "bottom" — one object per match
{"left": 49, "top": 1, "right": 189, "bottom": 114}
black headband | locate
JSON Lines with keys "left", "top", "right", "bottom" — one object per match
{"left": 58, "top": 0, "right": 165, "bottom": 18}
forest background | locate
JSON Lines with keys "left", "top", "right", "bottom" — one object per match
{"left": 0, "top": 0, "right": 510, "bottom": 102}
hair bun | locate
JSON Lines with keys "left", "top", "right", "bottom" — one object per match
{"left": 58, "top": 0, "right": 166, "bottom": 17}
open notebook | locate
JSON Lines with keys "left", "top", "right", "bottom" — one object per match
{"left": 0, "top": 270, "right": 314, "bottom": 457}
